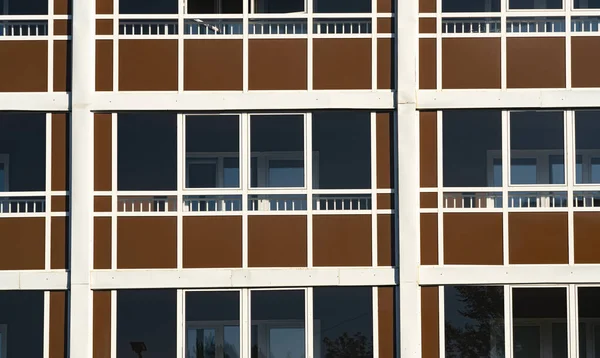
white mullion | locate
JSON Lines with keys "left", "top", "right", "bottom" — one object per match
{"left": 177, "top": 114, "right": 184, "bottom": 269}
{"left": 566, "top": 110, "right": 575, "bottom": 265}
{"left": 437, "top": 111, "right": 444, "bottom": 265}
{"left": 241, "top": 288, "right": 249, "bottom": 358}
{"left": 177, "top": 289, "right": 184, "bottom": 358}
{"left": 111, "top": 290, "right": 117, "bottom": 358}
{"left": 504, "top": 285, "right": 513, "bottom": 358}
{"left": 43, "top": 291, "right": 50, "bottom": 358}
{"left": 45, "top": 113, "right": 52, "bottom": 270}
{"left": 502, "top": 111, "right": 510, "bottom": 265}
{"left": 371, "top": 113, "right": 378, "bottom": 267}
{"left": 570, "top": 284, "right": 579, "bottom": 358}
{"left": 306, "top": 113, "right": 313, "bottom": 267}
{"left": 438, "top": 286, "right": 445, "bottom": 358}
{"left": 243, "top": 0, "right": 249, "bottom": 92}
{"left": 306, "top": 287, "right": 313, "bottom": 358}
{"left": 111, "top": 114, "right": 118, "bottom": 269}
{"left": 241, "top": 114, "right": 249, "bottom": 268}
{"left": 372, "top": 286, "right": 380, "bottom": 358}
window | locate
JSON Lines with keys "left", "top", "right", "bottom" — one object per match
{"left": 0, "top": 0, "right": 48, "bottom": 15}
{"left": 442, "top": 0, "right": 500, "bottom": 12}
{"left": 314, "top": 0, "right": 371, "bottom": 13}
{"left": 120, "top": 0, "right": 178, "bottom": 14}
{"left": 575, "top": 111, "right": 600, "bottom": 184}
{"left": 0, "top": 324, "right": 6, "bottom": 358}
{"left": 574, "top": 0, "right": 600, "bottom": 8}
{"left": 509, "top": 0, "right": 563, "bottom": 9}
{"left": 578, "top": 288, "right": 600, "bottom": 358}
{"left": 250, "top": 0, "right": 305, "bottom": 13}
{"left": 0, "top": 291, "right": 44, "bottom": 358}
{"left": 188, "top": 0, "right": 242, "bottom": 13}
{"left": 0, "top": 155, "right": 8, "bottom": 192}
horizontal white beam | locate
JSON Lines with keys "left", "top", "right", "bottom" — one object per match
{"left": 417, "top": 89, "right": 600, "bottom": 110}
{"left": 0, "top": 93, "right": 69, "bottom": 112}
{"left": 419, "top": 265, "right": 600, "bottom": 286}
{"left": 91, "top": 267, "right": 397, "bottom": 289}
{"left": 93, "top": 91, "right": 395, "bottom": 111}
{"left": 0, "top": 271, "right": 68, "bottom": 290}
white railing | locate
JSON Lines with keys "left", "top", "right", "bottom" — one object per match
{"left": 183, "top": 196, "right": 242, "bottom": 212}
{"left": 574, "top": 192, "right": 600, "bottom": 208}
{"left": 184, "top": 19, "right": 243, "bottom": 35}
{"left": 313, "top": 195, "right": 371, "bottom": 211}
{"left": 249, "top": 19, "right": 307, "bottom": 35}
{"left": 0, "top": 198, "right": 45, "bottom": 213}
{"left": 508, "top": 192, "right": 567, "bottom": 208}
{"left": 442, "top": 18, "right": 501, "bottom": 33}
{"left": 248, "top": 195, "right": 307, "bottom": 211}
{"left": 507, "top": 17, "right": 565, "bottom": 33}
{"left": 0, "top": 21, "right": 47, "bottom": 36}
{"left": 118, "top": 196, "right": 177, "bottom": 212}
{"left": 443, "top": 192, "right": 502, "bottom": 209}
{"left": 119, "top": 20, "right": 178, "bottom": 35}
{"left": 572, "top": 17, "right": 600, "bottom": 32}
{"left": 314, "top": 19, "right": 371, "bottom": 34}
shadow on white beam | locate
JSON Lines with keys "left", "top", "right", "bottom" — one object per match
{"left": 0, "top": 93, "right": 69, "bottom": 112}
{"left": 0, "top": 271, "right": 68, "bottom": 290}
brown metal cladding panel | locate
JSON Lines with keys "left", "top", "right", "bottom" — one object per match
{"left": 117, "top": 217, "right": 177, "bottom": 269}
{"left": 96, "top": 20, "right": 113, "bottom": 35}
{"left": 119, "top": 40, "right": 178, "bottom": 91}
{"left": 507, "top": 37, "right": 566, "bottom": 89}
{"left": 313, "top": 39, "right": 371, "bottom": 90}
{"left": 421, "top": 286, "right": 440, "bottom": 358}
{"left": 574, "top": 213, "right": 600, "bottom": 263}
{"left": 94, "top": 197, "right": 112, "bottom": 212}
{"left": 94, "top": 114, "right": 112, "bottom": 191}
{"left": 377, "top": 18, "right": 394, "bottom": 33}
{"left": 420, "top": 0, "right": 436, "bottom": 12}
{"left": 509, "top": 212, "right": 568, "bottom": 264}
{"left": 94, "top": 217, "right": 111, "bottom": 270}
{"left": 248, "top": 216, "right": 307, "bottom": 267}
{"left": 378, "top": 193, "right": 394, "bottom": 210}
{"left": 249, "top": 39, "right": 307, "bottom": 90}
{"left": 54, "top": 0, "right": 70, "bottom": 14}
{"left": 378, "top": 0, "right": 393, "bottom": 12}
{"left": 184, "top": 39, "right": 243, "bottom": 91}
{"left": 313, "top": 215, "right": 372, "bottom": 266}
{"left": 377, "top": 38, "right": 393, "bottom": 90}
{"left": 49, "top": 292, "right": 67, "bottom": 358}
{"left": 420, "top": 111, "right": 437, "bottom": 188}
{"left": 96, "top": 40, "right": 113, "bottom": 91}
{"left": 93, "top": 291, "right": 111, "bottom": 358}
{"left": 572, "top": 37, "right": 600, "bottom": 88}
{"left": 0, "top": 41, "right": 47, "bottom": 92}
{"left": 378, "top": 214, "right": 395, "bottom": 266}
{"left": 420, "top": 18, "right": 436, "bottom": 33}
{"left": 421, "top": 213, "right": 438, "bottom": 265}
{"left": 379, "top": 287, "right": 395, "bottom": 358}
{"left": 444, "top": 213, "right": 503, "bottom": 265}
{"left": 419, "top": 38, "right": 436, "bottom": 90}
{"left": 96, "top": 0, "right": 113, "bottom": 14}
{"left": 54, "top": 20, "right": 71, "bottom": 36}
{"left": 377, "top": 112, "right": 394, "bottom": 188}
{"left": 420, "top": 192, "right": 437, "bottom": 209}
{"left": 52, "top": 113, "right": 69, "bottom": 191}
{"left": 52, "top": 196, "right": 69, "bottom": 212}
{"left": 183, "top": 216, "right": 242, "bottom": 268}
{"left": 54, "top": 40, "right": 71, "bottom": 92}
{"left": 442, "top": 38, "right": 501, "bottom": 89}
{"left": 0, "top": 218, "right": 45, "bottom": 270}
{"left": 51, "top": 217, "right": 68, "bottom": 270}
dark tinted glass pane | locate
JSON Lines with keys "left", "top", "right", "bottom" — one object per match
{"left": 313, "top": 111, "right": 371, "bottom": 189}
{"left": 188, "top": 0, "right": 242, "bottom": 13}
{"left": 118, "top": 113, "right": 177, "bottom": 190}
{"left": 575, "top": 111, "right": 600, "bottom": 184}
{"left": 578, "top": 288, "right": 600, "bottom": 358}
{"left": 0, "top": 113, "right": 46, "bottom": 191}
{"left": 445, "top": 286, "right": 505, "bottom": 357}
{"left": 252, "top": 0, "right": 304, "bottom": 13}
{"left": 117, "top": 290, "right": 177, "bottom": 358}
{"left": 314, "top": 0, "right": 371, "bottom": 13}
{"left": 443, "top": 110, "right": 502, "bottom": 187}
{"left": 120, "top": 0, "right": 178, "bottom": 14}
{"left": 509, "top": 0, "right": 562, "bottom": 9}
{"left": 251, "top": 290, "right": 305, "bottom": 358}
{"left": 575, "top": 0, "right": 600, "bottom": 8}
{"left": 314, "top": 287, "right": 373, "bottom": 358}
{"left": 0, "top": 0, "right": 48, "bottom": 14}
{"left": 442, "top": 0, "right": 500, "bottom": 12}
{"left": 0, "top": 291, "right": 44, "bottom": 358}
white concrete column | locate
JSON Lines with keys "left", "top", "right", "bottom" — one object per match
{"left": 70, "top": 0, "right": 96, "bottom": 355}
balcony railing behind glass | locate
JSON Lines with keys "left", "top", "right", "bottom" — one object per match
{"left": 118, "top": 196, "right": 177, "bottom": 213}
{"left": 249, "top": 19, "right": 308, "bottom": 35}
{"left": 183, "top": 195, "right": 242, "bottom": 212}
{"left": 184, "top": 19, "right": 243, "bottom": 35}
{"left": 508, "top": 192, "right": 567, "bottom": 208}
{"left": 0, "top": 21, "right": 47, "bottom": 36}
{"left": 0, "top": 197, "right": 45, "bottom": 213}
{"left": 574, "top": 192, "right": 600, "bottom": 208}
{"left": 443, "top": 192, "right": 502, "bottom": 209}
{"left": 314, "top": 19, "right": 371, "bottom": 34}
{"left": 119, "top": 20, "right": 178, "bottom": 35}
{"left": 572, "top": 17, "right": 600, "bottom": 33}
{"left": 248, "top": 195, "right": 307, "bottom": 211}
{"left": 442, "top": 18, "right": 501, "bottom": 34}
{"left": 507, "top": 17, "right": 565, "bottom": 33}
{"left": 313, "top": 195, "right": 372, "bottom": 211}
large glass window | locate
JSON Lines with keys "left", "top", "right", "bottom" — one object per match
{"left": 250, "top": 0, "right": 305, "bottom": 13}
{"left": 578, "top": 287, "right": 600, "bottom": 358}
{"left": 0, "top": 291, "right": 44, "bottom": 358}
{"left": 120, "top": 0, "right": 178, "bottom": 14}
{"left": 509, "top": 0, "right": 563, "bottom": 9}
{"left": 575, "top": 111, "right": 600, "bottom": 184}
{"left": 0, "top": 0, "right": 47, "bottom": 14}
{"left": 574, "top": 0, "right": 600, "bottom": 8}
{"left": 188, "top": 0, "right": 242, "bottom": 13}
{"left": 314, "top": 0, "right": 371, "bottom": 13}
{"left": 442, "top": 0, "right": 500, "bottom": 12}
{"left": 251, "top": 290, "right": 305, "bottom": 358}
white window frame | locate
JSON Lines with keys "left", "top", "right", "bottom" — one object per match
{"left": 0, "top": 154, "right": 8, "bottom": 192}
{"left": 0, "top": 324, "right": 6, "bottom": 358}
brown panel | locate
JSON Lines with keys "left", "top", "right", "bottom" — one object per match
{"left": 420, "top": 192, "right": 437, "bottom": 209}
{"left": 378, "top": 193, "right": 394, "bottom": 210}
{"left": 94, "top": 217, "right": 111, "bottom": 270}
{"left": 507, "top": 37, "right": 566, "bottom": 89}
{"left": 378, "top": 214, "right": 395, "bottom": 266}
{"left": 249, "top": 39, "right": 307, "bottom": 90}
{"left": 509, "top": 212, "right": 568, "bottom": 264}
{"left": 54, "top": 20, "right": 71, "bottom": 36}
{"left": 96, "top": 20, "right": 113, "bottom": 35}
{"left": 248, "top": 216, "right": 307, "bottom": 267}
{"left": 377, "top": 38, "right": 393, "bottom": 90}
{"left": 377, "top": 18, "right": 394, "bottom": 33}
{"left": 421, "top": 213, "right": 438, "bottom": 265}
{"left": 96, "top": 40, "right": 113, "bottom": 91}
{"left": 119, "top": 40, "right": 178, "bottom": 91}
{"left": 96, "top": 0, "right": 113, "bottom": 14}
{"left": 420, "top": 18, "right": 436, "bottom": 33}
{"left": 420, "top": 111, "right": 437, "bottom": 188}
{"left": 53, "top": 41, "right": 71, "bottom": 92}
{"left": 379, "top": 287, "right": 395, "bottom": 358}
{"left": 51, "top": 217, "right": 68, "bottom": 270}
{"left": 94, "top": 114, "right": 112, "bottom": 191}
{"left": 54, "top": 0, "right": 70, "bottom": 15}
{"left": 183, "top": 216, "right": 242, "bottom": 268}
{"left": 94, "top": 197, "right": 112, "bottom": 212}
{"left": 184, "top": 39, "right": 243, "bottom": 91}
{"left": 313, "top": 38, "right": 371, "bottom": 90}
{"left": 313, "top": 215, "right": 372, "bottom": 266}
{"left": 118, "top": 217, "right": 177, "bottom": 269}
{"left": 49, "top": 292, "right": 67, "bottom": 358}
{"left": 442, "top": 38, "right": 501, "bottom": 89}
{"left": 0, "top": 218, "right": 45, "bottom": 270}
{"left": 52, "top": 196, "right": 69, "bottom": 212}
{"left": 378, "top": 0, "right": 393, "bottom": 12}
{"left": 421, "top": 286, "right": 440, "bottom": 358}
{"left": 419, "top": 38, "right": 436, "bottom": 90}
{"left": 93, "top": 291, "right": 111, "bottom": 358}
{"left": 572, "top": 37, "right": 600, "bottom": 88}
{"left": 52, "top": 114, "right": 69, "bottom": 191}
{"left": 377, "top": 112, "right": 394, "bottom": 188}
{"left": 0, "top": 41, "right": 47, "bottom": 92}
{"left": 420, "top": 0, "right": 436, "bottom": 12}
{"left": 444, "top": 213, "right": 503, "bottom": 265}
{"left": 574, "top": 213, "right": 600, "bottom": 263}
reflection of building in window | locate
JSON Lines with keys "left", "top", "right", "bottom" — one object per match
{"left": 250, "top": 0, "right": 305, "bottom": 13}
{"left": 0, "top": 324, "right": 6, "bottom": 358}
{"left": 0, "top": 154, "right": 8, "bottom": 192}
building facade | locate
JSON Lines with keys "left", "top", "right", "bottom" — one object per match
{"left": 0, "top": 0, "right": 599, "bottom": 357}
